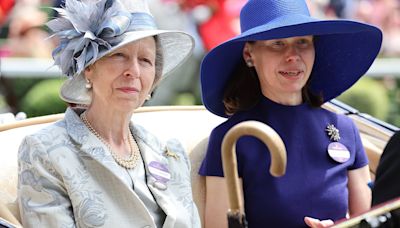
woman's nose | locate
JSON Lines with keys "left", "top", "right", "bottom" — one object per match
{"left": 123, "top": 59, "right": 140, "bottom": 78}
{"left": 285, "top": 45, "right": 301, "bottom": 62}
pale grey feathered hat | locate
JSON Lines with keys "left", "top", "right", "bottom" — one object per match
{"left": 48, "top": 0, "right": 194, "bottom": 105}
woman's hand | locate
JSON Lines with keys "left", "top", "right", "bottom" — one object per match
{"left": 304, "top": 216, "right": 334, "bottom": 228}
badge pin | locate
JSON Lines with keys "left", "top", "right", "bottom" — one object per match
{"left": 328, "top": 142, "right": 350, "bottom": 163}
{"left": 164, "top": 147, "right": 179, "bottom": 160}
{"left": 148, "top": 161, "right": 170, "bottom": 190}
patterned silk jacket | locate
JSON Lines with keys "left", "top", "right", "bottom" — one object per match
{"left": 17, "top": 108, "right": 201, "bottom": 228}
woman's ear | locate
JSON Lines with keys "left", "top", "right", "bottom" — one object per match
{"left": 84, "top": 65, "right": 93, "bottom": 79}
{"left": 243, "top": 43, "right": 254, "bottom": 67}
{"left": 243, "top": 43, "right": 252, "bottom": 60}
{"left": 83, "top": 67, "right": 93, "bottom": 89}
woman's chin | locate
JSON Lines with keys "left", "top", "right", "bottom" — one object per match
{"left": 111, "top": 98, "right": 143, "bottom": 112}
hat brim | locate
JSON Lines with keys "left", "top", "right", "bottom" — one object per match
{"left": 60, "top": 30, "right": 194, "bottom": 105}
{"left": 201, "top": 18, "right": 382, "bottom": 117}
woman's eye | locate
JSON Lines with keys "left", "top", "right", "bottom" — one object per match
{"left": 267, "top": 41, "right": 285, "bottom": 50}
{"left": 113, "top": 52, "right": 125, "bottom": 57}
{"left": 297, "top": 39, "right": 312, "bottom": 48}
{"left": 140, "top": 57, "right": 153, "bottom": 66}
{"left": 107, "top": 52, "right": 126, "bottom": 59}
{"left": 272, "top": 41, "right": 284, "bottom": 47}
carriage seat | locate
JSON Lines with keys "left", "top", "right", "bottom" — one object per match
{"left": 0, "top": 105, "right": 390, "bottom": 227}
{"left": 0, "top": 106, "right": 225, "bottom": 227}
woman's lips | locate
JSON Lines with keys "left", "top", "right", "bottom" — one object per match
{"left": 117, "top": 87, "right": 139, "bottom": 94}
{"left": 278, "top": 70, "right": 304, "bottom": 78}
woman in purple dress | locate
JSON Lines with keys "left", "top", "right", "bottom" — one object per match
{"left": 199, "top": 0, "right": 382, "bottom": 227}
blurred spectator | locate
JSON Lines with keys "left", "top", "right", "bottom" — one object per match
{"left": 0, "top": 0, "right": 15, "bottom": 26}
{"left": 0, "top": 1, "right": 56, "bottom": 115}
{"left": 1, "top": 3, "right": 54, "bottom": 58}
{"left": 354, "top": 0, "right": 400, "bottom": 57}
{"left": 200, "top": 0, "right": 244, "bottom": 51}
{"left": 167, "top": 0, "right": 245, "bottom": 51}
{"left": 328, "top": 0, "right": 355, "bottom": 18}
{"left": 146, "top": 0, "right": 204, "bottom": 105}
{"left": 382, "top": 6, "right": 400, "bottom": 56}
{"left": 306, "top": 0, "right": 400, "bottom": 57}
{"left": 196, "top": 0, "right": 245, "bottom": 51}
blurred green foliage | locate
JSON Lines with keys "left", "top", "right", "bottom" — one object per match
{"left": 0, "top": 96, "right": 6, "bottom": 108}
{"left": 11, "top": 78, "right": 44, "bottom": 99}
{"left": 20, "top": 79, "right": 67, "bottom": 117}
{"left": 172, "top": 92, "right": 198, "bottom": 105}
{"left": 337, "top": 77, "right": 390, "bottom": 121}
{"left": 385, "top": 78, "right": 400, "bottom": 127}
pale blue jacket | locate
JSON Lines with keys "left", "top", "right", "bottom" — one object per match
{"left": 17, "top": 108, "right": 200, "bottom": 228}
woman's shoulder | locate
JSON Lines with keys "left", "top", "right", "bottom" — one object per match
{"left": 131, "top": 123, "right": 161, "bottom": 145}
{"left": 214, "top": 112, "right": 250, "bottom": 130}
{"left": 327, "top": 109, "right": 355, "bottom": 126}
{"left": 24, "top": 107, "right": 84, "bottom": 142}
{"left": 315, "top": 107, "right": 359, "bottom": 137}
{"left": 210, "top": 116, "right": 239, "bottom": 139}
{"left": 132, "top": 124, "right": 185, "bottom": 153}
{"left": 23, "top": 118, "right": 68, "bottom": 144}
{"left": 317, "top": 106, "right": 354, "bottom": 122}
{"left": 18, "top": 119, "right": 69, "bottom": 164}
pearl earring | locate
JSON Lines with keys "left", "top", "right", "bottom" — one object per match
{"left": 85, "top": 79, "right": 92, "bottom": 89}
{"left": 246, "top": 59, "right": 253, "bottom": 67}
{"left": 146, "top": 94, "right": 151, "bottom": 100}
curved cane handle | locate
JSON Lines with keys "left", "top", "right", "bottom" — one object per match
{"left": 222, "top": 120, "right": 287, "bottom": 212}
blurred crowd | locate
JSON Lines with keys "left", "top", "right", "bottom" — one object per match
{"left": 0, "top": 0, "right": 399, "bottom": 108}
{"left": 309, "top": 0, "right": 400, "bottom": 57}
{"left": 153, "top": 0, "right": 400, "bottom": 57}
{"left": 0, "top": 0, "right": 399, "bottom": 59}
{"left": 0, "top": 0, "right": 59, "bottom": 58}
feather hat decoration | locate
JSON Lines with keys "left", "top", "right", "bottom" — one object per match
{"left": 47, "top": 0, "right": 194, "bottom": 105}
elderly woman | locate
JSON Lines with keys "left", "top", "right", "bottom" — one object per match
{"left": 17, "top": 0, "right": 200, "bottom": 227}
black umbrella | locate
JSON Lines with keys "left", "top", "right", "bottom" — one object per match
{"left": 222, "top": 120, "right": 287, "bottom": 228}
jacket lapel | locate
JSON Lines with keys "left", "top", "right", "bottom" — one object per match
{"left": 132, "top": 125, "right": 178, "bottom": 227}
{"left": 64, "top": 108, "right": 133, "bottom": 188}
{"left": 65, "top": 108, "right": 178, "bottom": 227}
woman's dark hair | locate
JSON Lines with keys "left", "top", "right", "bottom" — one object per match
{"left": 222, "top": 50, "right": 324, "bottom": 116}
{"left": 223, "top": 58, "right": 261, "bottom": 116}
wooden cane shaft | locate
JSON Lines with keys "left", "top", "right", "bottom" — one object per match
{"left": 222, "top": 121, "right": 287, "bottom": 212}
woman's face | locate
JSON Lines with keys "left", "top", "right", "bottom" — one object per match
{"left": 243, "top": 35, "right": 315, "bottom": 104}
{"left": 85, "top": 37, "right": 156, "bottom": 112}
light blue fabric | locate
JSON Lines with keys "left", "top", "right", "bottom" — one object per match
{"left": 47, "top": 0, "right": 157, "bottom": 77}
{"left": 17, "top": 107, "right": 201, "bottom": 228}
{"left": 118, "top": 156, "right": 167, "bottom": 227}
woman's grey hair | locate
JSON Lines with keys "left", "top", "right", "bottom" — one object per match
{"left": 153, "top": 35, "right": 164, "bottom": 91}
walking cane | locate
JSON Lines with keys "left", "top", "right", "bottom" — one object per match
{"left": 222, "top": 120, "right": 287, "bottom": 228}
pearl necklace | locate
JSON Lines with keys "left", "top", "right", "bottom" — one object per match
{"left": 80, "top": 112, "right": 139, "bottom": 169}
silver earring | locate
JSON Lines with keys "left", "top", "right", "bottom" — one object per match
{"left": 145, "top": 94, "right": 151, "bottom": 100}
{"left": 246, "top": 59, "right": 253, "bottom": 67}
{"left": 85, "top": 79, "right": 92, "bottom": 89}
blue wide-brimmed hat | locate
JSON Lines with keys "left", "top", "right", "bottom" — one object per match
{"left": 201, "top": 0, "right": 382, "bottom": 118}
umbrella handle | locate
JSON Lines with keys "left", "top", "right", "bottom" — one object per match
{"left": 222, "top": 120, "right": 287, "bottom": 212}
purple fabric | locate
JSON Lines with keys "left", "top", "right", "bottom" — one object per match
{"left": 199, "top": 97, "right": 368, "bottom": 227}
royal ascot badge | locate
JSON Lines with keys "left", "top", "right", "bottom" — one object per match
{"left": 325, "top": 124, "right": 350, "bottom": 163}
{"left": 328, "top": 142, "right": 350, "bottom": 163}
{"left": 148, "top": 161, "right": 171, "bottom": 190}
